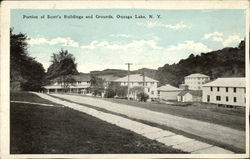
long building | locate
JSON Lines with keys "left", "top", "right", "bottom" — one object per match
{"left": 202, "top": 77, "right": 246, "bottom": 107}
{"left": 43, "top": 74, "right": 91, "bottom": 94}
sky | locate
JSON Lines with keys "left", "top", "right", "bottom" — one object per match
{"left": 11, "top": 9, "right": 246, "bottom": 73}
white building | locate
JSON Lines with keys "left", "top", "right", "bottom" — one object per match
{"left": 184, "top": 73, "right": 210, "bottom": 90}
{"left": 157, "top": 84, "right": 182, "bottom": 101}
{"left": 43, "top": 74, "right": 91, "bottom": 94}
{"left": 113, "top": 74, "right": 159, "bottom": 99}
{"left": 202, "top": 77, "right": 246, "bottom": 107}
{"left": 177, "top": 90, "right": 202, "bottom": 102}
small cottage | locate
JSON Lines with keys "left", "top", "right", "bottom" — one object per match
{"left": 177, "top": 90, "right": 202, "bottom": 102}
{"left": 158, "top": 84, "right": 182, "bottom": 101}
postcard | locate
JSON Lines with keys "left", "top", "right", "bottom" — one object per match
{"left": 1, "top": 0, "right": 249, "bottom": 158}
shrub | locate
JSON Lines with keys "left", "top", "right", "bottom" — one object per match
{"left": 137, "top": 92, "right": 149, "bottom": 102}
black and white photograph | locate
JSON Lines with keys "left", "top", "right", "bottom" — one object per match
{"left": 0, "top": 0, "right": 249, "bottom": 158}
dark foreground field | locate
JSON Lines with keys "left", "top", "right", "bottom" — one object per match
{"left": 10, "top": 92, "right": 185, "bottom": 154}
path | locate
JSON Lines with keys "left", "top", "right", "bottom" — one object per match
{"left": 33, "top": 92, "right": 236, "bottom": 154}
{"left": 49, "top": 93, "right": 245, "bottom": 151}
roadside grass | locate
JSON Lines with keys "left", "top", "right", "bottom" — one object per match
{"left": 10, "top": 92, "right": 186, "bottom": 154}
{"left": 50, "top": 95, "right": 244, "bottom": 153}
{"left": 10, "top": 91, "right": 60, "bottom": 106}
{"left": 102, "top": 98, "right": 245, "bottom": 131}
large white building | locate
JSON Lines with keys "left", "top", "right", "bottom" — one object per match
{"left": 113, "top": 74, "right": 159, "bottom": 99}
{"left": 43, "top": 74, "right": 91, "bottom": 94}
{"left": 184, "top": 73, "right": 210, "bottom": 90}
{"left": 202, "top": 77, "right": 246, "bottom": 107}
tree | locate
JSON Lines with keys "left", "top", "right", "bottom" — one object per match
{"left": 90, "top": 75, "right": 104, "bottom": 96}
{"left": 10, "top": 28, "right": 45, "bottom": 91}
{"left": 46, "top": 49, "right": 78, "bottom": 90}
{"left": 137, "top": 92, "right": 149, "bottom": 102}
{"left": 107, "top": 82, "right": 127, "bottom": 98}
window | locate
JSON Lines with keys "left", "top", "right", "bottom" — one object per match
{"left": 151, "top": 91, "right": 154, "bottom": 95}
{"left": 226, "top": 96, "right": 229, "bottom": 102}
{"left": 207, "top": 95, "right": 210, "bottom": 102}
{"left": 216, "top": 96, "right": 221, "bottom": 101}
{"left": 210, "top": 87, "right": 213, "bottom": 91}
{"left": 148, "top": 88, "right": 150, "bottom": 92}
{"left": 234, "top": 97, "right": 237, "bottom": 102}
{"left": 226, "top": 87, "right": 228, "bottom": 92}
{"left": 217, "top": 87, "right": 220, "bottom": 92}
{"left": 151, "top": 82, "right": 154, "bottom": 85}
{"left": 158, "top": 91, "right": 160, "bottom": 95}
{"left": 233, "top": 87, "right": 237, "bottom": 93}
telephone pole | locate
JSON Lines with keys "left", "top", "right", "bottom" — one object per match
{"left": 125, "top": 63, "right": 132, "bottom": 99}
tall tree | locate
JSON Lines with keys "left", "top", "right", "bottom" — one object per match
{"left": 10, "top": 28, "right": 45, "bottom": 91}
{"left": 46, "top": 49, "right": 78, "bottom": 90}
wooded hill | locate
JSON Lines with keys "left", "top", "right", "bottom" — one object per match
{"left": 89, "top": 40, "right": 245, "bottom": 87}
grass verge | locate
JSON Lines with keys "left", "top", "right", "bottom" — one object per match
{"left": 10, "top": 92, "right": 186, "bottom": 154}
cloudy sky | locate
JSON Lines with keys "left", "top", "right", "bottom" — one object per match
{"left": 11, "top": 9, "right": 245, "bottom": 73}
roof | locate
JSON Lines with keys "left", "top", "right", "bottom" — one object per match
{"left": 178, "top": 90, "right": 202, "bottom": 97}
{"left": 51, "top": 74, "right": 91, "bottom": 82}
{"left": 185, "top": 73, "right": 209, "bottom": 78}
{"left": 203, "top": 77, "right": 245, "bottom": 87}
{"left": 72, "top": 74, "right": 91, "bottom": 81}
{"left": 113, "top": 74, "right": 158, "bottom": 82}
{"left": 158, "top": 84, "right": 181, "bottom": 91}
{"left": 97, "top": 75, "right": 120, "bottom": 82}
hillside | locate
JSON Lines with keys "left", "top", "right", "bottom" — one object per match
{"left": 89, "top": 68, "right": 158, "bottom": 79}
{"left": 156, "top": 40, "right": 245, "bottom": 86}
{"left": 86, "top": 41, "right": 245, "bottom": 86}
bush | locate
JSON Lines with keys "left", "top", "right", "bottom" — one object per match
{"left": 104, "top": 88, "right": 116, "bottom": 98}
{"left": 137, "top": 92, "right": 149, "bottom": 102}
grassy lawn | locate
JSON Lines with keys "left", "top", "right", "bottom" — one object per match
{"left": 10, "top": 92, "right": 185, "bottom": 154}
{"left": 10, "top": 91, "right": 60, "bottom": 106}
{"left": 103, "top": 98, "right": 245, "bottom": 131}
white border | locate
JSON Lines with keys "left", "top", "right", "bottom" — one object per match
{"left": 1, "top": 1, "right": 249, "bottom": 158}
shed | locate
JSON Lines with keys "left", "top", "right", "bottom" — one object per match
{"left": 157, "top": 84, "right": 182, "bottom": 101}
{"left": 177, "top": 90, "right": 202, "bottom": 102}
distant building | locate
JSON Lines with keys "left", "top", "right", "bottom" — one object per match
{"left": 202, "top": 77, "right": 246, "bottom": 107}
{"left": 184, "top": 73, "right": 210, "bottom": 90}
{"left": 177, "top": 90, "right": 202, "bottom": 102}
{"left": 158, "top": 84, "right": 182, "bottom": 101}
{"left": 97, "top": 75, "right": 121, "bottom": 89}
{"left": 43, "top": 74, "right": 91, "bottom": 94}
{"left": 113, "top": 74, "right": 159, "bottom": 99}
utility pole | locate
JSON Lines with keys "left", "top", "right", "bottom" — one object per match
{"left": 142, "top": 68, "right": 145, "bottom": 92}
{"left": 125, "top": 63, "right": 132, "bottom": 100}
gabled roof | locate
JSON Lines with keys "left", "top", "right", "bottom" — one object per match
{"left": 158, "top": 84, "right": 181, "bottom": 91}
{"left": 203, "top": 77, "right": 245, "bottom": 87}
{"left": 185, "top": 73, "right": 209, "bottom": 78}
{"left": 114, "top": 74, "right": 158, "bottom": 82}
{"left": 72, "top": 74, "right": 91, "bottom": 81}
{"left": 178, "top": 90, "right": 202, "bottom": 97}
{"left": 97, "top": 75, "right": 120, "bottom": 82}
{"left": 51, "top": 74, "right": 91, "bottom": 82}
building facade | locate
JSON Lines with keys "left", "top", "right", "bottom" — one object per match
{"left": 202, "top": 78, "right": 246, "bottom": 107}
{"left": 157, "top": 84, "right": 182, "bottom": 101}
{"left": 113, "top": 74, "right": 159, "bottom": 99}
{"left": 43, "top": 74, "right": 91, "bottom": 94}
{"left": 184, "top": 73, "right": 210, "bottom": 90}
